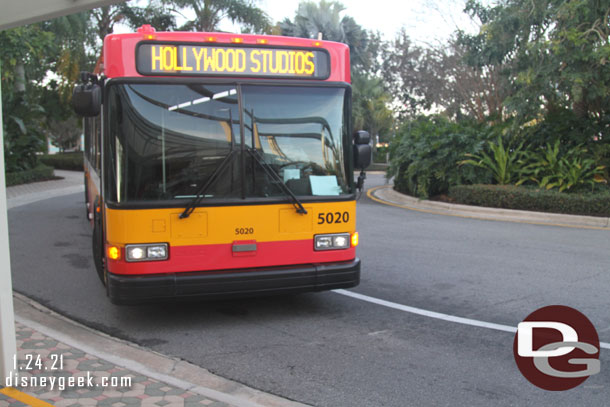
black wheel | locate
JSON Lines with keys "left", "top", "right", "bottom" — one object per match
{"left": 92, "top": 200, "right": 106, "bottom": 285}
{"left": 84, "top": 174, "right": 90, "bottom": 219}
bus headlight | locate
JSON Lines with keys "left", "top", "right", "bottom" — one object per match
{"left": 315, "top": 233, "right": 351, "bottom": 250}
{"left": 125, "top": 243, "right": 168, "bottom": 262}
{"left": 129, "top": 247, "right": 145, "bottom": 260}
{"left": 333, "top": 235, "right": 348, "bottom": 247}
{"left": 147, "top": 245, "right": 167, "bottom": 259}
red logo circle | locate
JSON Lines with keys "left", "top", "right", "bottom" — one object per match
{"left": 513, "top": 305, "right": 600, "bottom": 391}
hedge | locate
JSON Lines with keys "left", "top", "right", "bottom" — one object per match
{"left": 40, "top": 153, "right": 83, "bottom": 171}
{"left": 448, "top": 184, "right": 610, "bottom": 218}
{"left": 389, "top": 115, "right": 494, "bottom": 198}
{"left": 6, "top": 164, "right": 55, "bottom": 187}
{"left": 367, "top": 163, "right": 389, "bottom": 172}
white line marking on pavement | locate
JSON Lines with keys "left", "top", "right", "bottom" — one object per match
{"left": 333, "top": 289, "right": 610, "bottom": 350}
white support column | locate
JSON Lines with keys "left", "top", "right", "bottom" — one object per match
{"left": 0, "top": 61, "right": 17, "bottom": 384}
{"left": 0, "top": 0, "right": 127, "bottom": 386}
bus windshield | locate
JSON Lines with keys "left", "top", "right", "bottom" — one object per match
{"left": 105, "top": 83, "right": 350, "bottom": 204}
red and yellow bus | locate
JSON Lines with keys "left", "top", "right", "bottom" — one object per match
{"left": 73, "top": 25, "right": 371, "bottom": 304}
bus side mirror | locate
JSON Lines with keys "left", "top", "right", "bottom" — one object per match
{"left": 353, "top": 130, "right": 372, "bottom": 170}
{"left": 72, "top": 84, "right": 101, "bottom": 117}
{"left": 354, "top": 130, "right": 370, "bottom": 145}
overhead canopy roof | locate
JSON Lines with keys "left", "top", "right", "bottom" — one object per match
{"left": 0, "top": 0, "right": 124, "bottom": 31}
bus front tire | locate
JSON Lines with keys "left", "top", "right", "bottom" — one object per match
{"left": 92, "top": 221, "right": 106, "bottom": 286}
{"left": 84, "top": 174, "right": 90, "bottom": 219}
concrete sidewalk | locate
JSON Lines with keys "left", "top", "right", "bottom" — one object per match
{"left": 7, "top": 170, "right": 84, "bottom": 210}
{"left": 3, "top": 170, "right": 307, "bottom": 407}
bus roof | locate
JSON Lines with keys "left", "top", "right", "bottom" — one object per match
{"left": 103, "top": 25, "right": 351, "bottom": 83}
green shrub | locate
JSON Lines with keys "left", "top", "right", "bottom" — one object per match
{"left": 367, "top": 163, "right": 389, "bottom": 171}
{"left": 449, "top": 184, "right": 610, "bottom": 217}
{"left": 592, "top": 142, "right": 610, "bottom": 184}
{"left": 373, "top": 147, "right": 389, "bottom": 163}
{"left": 6, "top": 164, "right": 55, "bottom": 186}
{"left": 460, "top": 137, "right": 529, "bottom": 185}
{"left": 39, "top": 152, "right": 83, "bottom": 171}
{"left": 520, "top": 141, "right": 606, "bottom": 192}
{"left": 3, "top": 93, "right": 46, "bottom": 173}
{"left": 516, "top": 108, "right": 600, "bottom": 150}
{"left": 389, "top": 115, "right": 493, "bottom": 198}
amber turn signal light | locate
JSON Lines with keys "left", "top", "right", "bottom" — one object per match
{"left": 351, "top": 232, "right": 359, "bottom": 247}
{"left": 107, "top": 246, "right": 121, "bottom": 260}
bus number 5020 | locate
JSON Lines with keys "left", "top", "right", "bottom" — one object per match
{"left": 317, "top": 212, "right": 349, "bottom": 225}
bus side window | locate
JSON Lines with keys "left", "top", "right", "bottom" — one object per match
{"left": 94, "top": 116, "right": 102, "bottom": 172}
{"left": 84, "top": 118, "right": 92, "bottom": 164}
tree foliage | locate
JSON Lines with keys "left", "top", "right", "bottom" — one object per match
{"left": 460, "top": 0, "right": 610, "bottom": 136}
{"left": 279, "top": 1, "right": 371, "bottom": 71}
{"left": 2, "top": 91, "right": 46, "bottom": 172}
{"left": 280, "top": 1, "right": 391, "bottom": 141}
{"left": 41, "top": 13, "right": 97, "bottom": 101}
{"left": 352, "top": 73, "right": 393, "bottom": 143}
{"left": 165, "top": 0, "right": 270, "bottom": 33}
{"left": 386, "top": 0, "right": 610, "bottom": 198}
{"left": 121, "top": 1, "right": 177, "bottom": 31}
{"left": 0, "top": 0, "right": 281, "bottom": 172}
{"left": 0, "top": 25, "right": 54, "bottom": 94}
{"left": 1, "top": 25, "right": 55, "bottom": 170}
{"left": 382, "top": 28, "right": 510, "bottom": 122}
{"left": 90, "top": 2, "right": 177, "bottom": 45}
{"left": 389, "top": 115, "right": 494, "bottom": 198}
{"left": 90, "top": 6, "right": 126, "bottom": 43}
{"left": 46, "top": 116, "right": 82, "bottom": 152}
{"left": 1, "top": 12, "right": 99, "bottom": 170}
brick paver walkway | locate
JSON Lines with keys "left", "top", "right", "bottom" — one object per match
{"left": 1, "top": 322, "right": 228, "bottom": 407}
{"left": 3, "top": 170, "right": 231, "bottom": 407}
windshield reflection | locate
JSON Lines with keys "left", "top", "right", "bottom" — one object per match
{"left": 105, "top": 83, "right": 349, "bottom": 203}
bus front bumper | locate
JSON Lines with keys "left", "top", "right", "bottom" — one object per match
{"left": 106, "top": 258, "right": 360, "bottom": 305}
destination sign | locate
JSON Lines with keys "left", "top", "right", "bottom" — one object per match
{"left": 136, "top": 43, "right": 330, "bottom": 79}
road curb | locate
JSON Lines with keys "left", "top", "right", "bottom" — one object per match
{"left": 369, "top": 185, "right": 610, "bottom": 230}
{"left": 13, "top": 293, "right": 309, "bottom": 407}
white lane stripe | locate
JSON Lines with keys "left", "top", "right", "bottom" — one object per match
{"left": 333, "top": 289, "right": 610, "bottom": 350}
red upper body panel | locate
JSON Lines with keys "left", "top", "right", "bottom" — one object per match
{"left": 103, "top": 26, "right": 351, "bottom": 83}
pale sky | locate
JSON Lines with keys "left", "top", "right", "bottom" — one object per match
{"left": 119, "top": 0, "right": 483, "bottom": 46}
{"left": 240, "top": 0, "right": 480, "bottom": 45}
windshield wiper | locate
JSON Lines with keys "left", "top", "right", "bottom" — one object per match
{"left": 246, "top": 148, "right": 307, "bottom": 215}
{"left": 179, "top": 150, "right": 237, "bottom": 219}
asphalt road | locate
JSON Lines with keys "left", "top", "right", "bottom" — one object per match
{"left": 9, "top": 173, "right": 610, "bottom": 406}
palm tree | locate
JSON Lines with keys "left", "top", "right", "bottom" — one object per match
{"left": 166, "top": 0, "right": 270, "bottom": 33}
{"left": 43, "top": 13, "right": 96, "bottom": 99}
{"left": 90, "top": 6, "right": 125, "bottom": 43}
{"left": 121, "top": 1, "right": 177, "bottom": 32}
{"left": 279, "top": 1, "right": 368, "bottom": 69}
{"left": 352, "top": 73, "right": 393, "bottom": 150}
